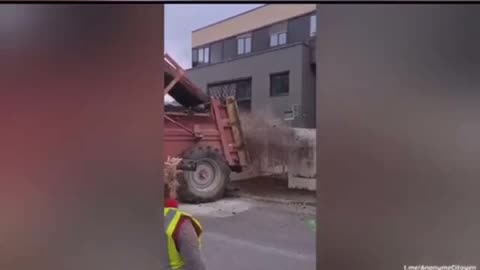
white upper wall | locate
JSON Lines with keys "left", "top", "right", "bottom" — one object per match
{"left": 192, "top": 4, "right": 316, "bottom": 47}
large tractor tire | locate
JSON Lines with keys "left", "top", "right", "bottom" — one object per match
{"left": 179, "top": 146, "right": 231, "bottom": 203}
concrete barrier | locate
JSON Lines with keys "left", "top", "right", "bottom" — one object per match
{"left": 287, "top": 128, "right": 316, "bottom": 191}
{"left": 233, "top": 126, "right": 317, "bottom": 191}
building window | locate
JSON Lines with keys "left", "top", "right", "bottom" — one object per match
{"left": 210, "top": 41, "right": 223, "bottom": 64}
{"left": 207, "top": 78, "right": 252, "bottom": 112}
{"left": 270, "top": 32, "right": 287, "bottom": 47}
{"left": 192, "top": 49, "right": 198, "bottom": 67}
{"left": 204, "top": 47, "right": 209, "bottom": 63}
{"left": 197, "top": 46, "right": 210, "bottom": 64}
{"left": 278, "top": 32, "right": 287, "bottom": 45}
{"left": 198, "top": 48, "right": 204, "bottom": 63}
{"left": 237, "top": 34, "right": 252, "bottom": 55}
{"left": 270, "top": 71, "right": 289, "bottom": 96}
{"left": 310, "top": 15, "right": 317, "bottom": 37}
{"left": 269, "top": 22, "right": 287, "bottom": 47}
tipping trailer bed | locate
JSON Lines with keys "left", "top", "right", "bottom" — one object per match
{"left": 163, "top": 54, "right": 248, "bottom": 203}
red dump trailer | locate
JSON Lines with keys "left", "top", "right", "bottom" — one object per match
{"left": 163, "top": 54, "right": 249, "bottom": 203}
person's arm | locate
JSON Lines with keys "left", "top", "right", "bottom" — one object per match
{"left": 175, "top": 218, "right": 206, "bottom": 270}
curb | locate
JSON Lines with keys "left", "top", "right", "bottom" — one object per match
{"left": 233, "top": 192, "right": 316, "bottom": 207}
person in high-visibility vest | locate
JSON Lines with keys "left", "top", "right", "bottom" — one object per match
{"left": 164, "top": 157, "right": 206, "bottom": 270}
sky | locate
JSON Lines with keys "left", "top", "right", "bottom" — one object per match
{"left": 165, "top": 4, "right": 263, "bottom": 69}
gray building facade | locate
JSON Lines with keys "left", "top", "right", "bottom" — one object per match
{"left": 186, "top": 4, "right": 317, "bottom": 128}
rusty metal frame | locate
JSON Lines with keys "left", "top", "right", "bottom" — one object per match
{"left": 163, "top": 53, "right": 209, "bottom": 106}
{"left": 164, "top": 115, "right": 196, "bottom": 136}
{"left": 164, "top": 54, "right": 184, "bottom": 95}
{"left": 226, "top": 97, "right": 249, "bottom": 166}
{"left": 211, "top": 99, "right": 235, "bottom": 166}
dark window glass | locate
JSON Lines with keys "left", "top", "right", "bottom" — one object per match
{"left": 252, "top": 27, "right": 270, "bottom": 52}
{"left": 287, "top": 14, "right": 311, "bottom": 44}
{"left": 236, "top": 80, "right": 251, "bottom": 100}
{"left": 222, "top": 37, "right": 236, "bottom": 60}
{"left": 192, "top": 49, "right": 198, "bottom": 67}
{"left": 207, "top": 78, "right": 252, "bottom": 112}
{"left": 270, "top": 72, "right": 289, "bottom": 96}
{"left": 210, "top": 41, "right": 223, "bottom": 64}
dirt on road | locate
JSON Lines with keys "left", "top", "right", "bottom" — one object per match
{"left": 228, "top": 177, "right": 316, "bottom": 207}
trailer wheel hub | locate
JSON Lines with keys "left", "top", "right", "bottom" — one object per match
{"left": 192, "top": 159, "right": 217, "bottom": 189}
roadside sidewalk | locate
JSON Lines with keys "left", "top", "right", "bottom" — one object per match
{"left": 227, "top": 177, "right": 316, "bottom": 207}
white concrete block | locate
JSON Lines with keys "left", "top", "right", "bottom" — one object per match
{"left": 288, "top": 175, "right": 316, "bottom": 191}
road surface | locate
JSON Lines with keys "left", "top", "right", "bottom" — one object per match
{"left": 180, "top": 197, "right": 316, "bottom": 270}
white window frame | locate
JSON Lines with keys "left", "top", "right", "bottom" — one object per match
{"left": 198, "top": 48, "right": 204, "bottom": 63}
{"left": 204, "top": 47, "right": 209, "bottom": 63}
{"left": 245, "top": 36, "right": 252, "bottom": 53}
{"left": 197, "top": 46, "right": 210, "bottom": 64}
{"left": 269, "top": 21, "right": 287, "bottom": 48}
{"left": 237, "top": 38, "right": 244, "bottom": 55}
{"left": 237, "top": 34, "right": 252, "bottom": 55}
{"left": 278, "top": 32, "right": 287, "bottom": 45}
{"left": 270, "top": 32, "right": 287, "bottom": 47}
{"left": 310, "top": 15, "right": 317, "bottom": 37}
{"left": 270, "top": 34, "right": 278, "bottom": 47}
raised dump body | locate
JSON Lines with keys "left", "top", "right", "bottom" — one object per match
{"left": 163, "top": 54, "right": 248, "bottom": 203}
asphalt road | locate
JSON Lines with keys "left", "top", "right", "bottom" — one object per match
{"left": 180, "top": 197, "right": 316, "bottom": 270}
